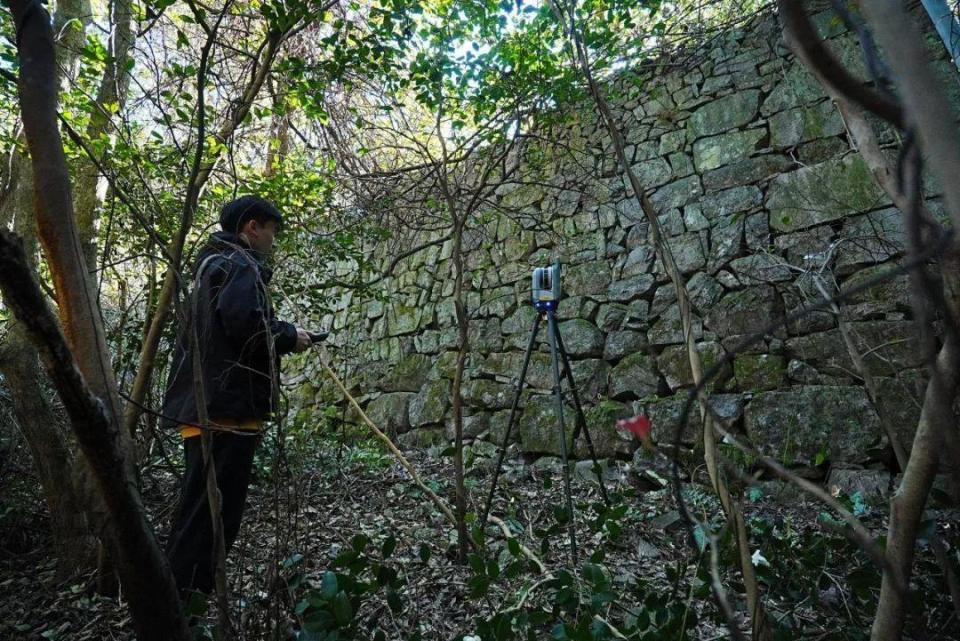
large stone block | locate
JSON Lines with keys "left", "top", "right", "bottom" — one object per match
{"left": 609, "top": 352, "right": 660, "bottom": 400}
{"left": 774, "top": 225, "right": 834, "bottom": 267}
{"left": 569, "top": 359, "right": 611, "bottom": 402}
{"left": 557, "top": 319, "right": 605, "bottom": 358}
{"left": 769, "top": 100, "right": 844, "bottom": 148}
{"left": 502, "top": 305, "right": 537, "bottom": 335}
{"left": 841, "top": 262, "right": 912, "bottom": 316}
{"left": 607, "top": 273, "right": 656, "bottom": 302}
{"left": 596, "top": 303, "right": 628, "bottom": 332}
{"left": 650, "top": 175, "right": 704, "bottom": 211}
{"left": 653, "top": 232, "right": 707, "bottom": 274}
{"left": 744, "top": 386, "right": 881, "bottom": 465}
{"left": 379, "top": 353, "right": 433, "bottom": 392}
{"left": 387, "top": 306, "right": 423, "bottom": 336}
{"left": 657, "top": 341, "right": 729, "bottom": 391}
{"left": 648, "top": 305, "right": 704, "bottom": 346}
{"left": 703, "top": 154, "right": 794, "bottom": 191}
{"left": 728, "top": 254, "right": 794, "bottom": 284}
{"left": 699, "top": 185, "right": 764, "bottom": 220}
{"left": 761, "top": 65, "right": 826, "bottom": 115}
{"left": 464, "top": 379, "right": 513, "bottom": 410}
{"left": 693, "top": 128, "right": 766, "bottom": 172}
{"left": 705, "top": 286, "right": 782, "bottom": 338}
{"left": 445, "top": 412, "right": 491, "bottom": 441}
{"left": 366, "top": 392, "right": 415, "bottom": 436}
{"left": 518, "top": 394, "right": 575, "bottom": 456}
{"left": 409, "top": 379, "right": 451, "bottom": 427}
{"left": 689, "top": 89, "right": 760, "bottom": 137}
{"left": 875, "top": 372, "right": 926, "bottom": 451}
{"left": 767, "top": 155, "right": 890, "bottom": 232}
{"left": 785, "top": 321, "right": 924, "bottom": 377}
{"left": 734, "top": 354, "right": 786, "bottom": 391}
{"left": 477, "top": 286, "right": 517, "bottom": 318}
{"left": 621, "top": 245, "right": 655, "bottom": 277}
{"left": 578, "top": 400, "right": 637, "bottom": 458}
{"left": 565, "top": 261, "right": 612, "bottom": 296}
{"left": 397, "top": 428, "right": 446, "bottom": 451}
{"left": 638, "top": 393, "right": 744, "bottom": 444}
{"left": 631, "top": 157, "right": 673, "bottom": 188}
{"left": 604, "top": 330, "right": 647, "bottom": 361}
{"left": 468, "top": 318, "right": 504, "bottom": 354}
{"left": 835, "top": 208, "right": 905, "bottom": 272}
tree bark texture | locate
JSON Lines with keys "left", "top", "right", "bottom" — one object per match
{"left": 8, "top": 0, "right": 126, "bottom": 436}
{"left": 0, "top": 232, "right": 190, "bottom": 641}
{"left": 75, "top": 0, "right": 135, "bottom": 273}
{"left": 0, "top": 155, "right": 93, "bottom": 577}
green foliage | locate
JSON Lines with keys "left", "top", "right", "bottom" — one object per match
{"left": 747, "top": 507, "right": 880, "bottom": 638}
{"left": 457, "top": 491, "right": 698, "bottom": 641}
{"left": 285, "top": 531, "right": 406, "bottom": 640}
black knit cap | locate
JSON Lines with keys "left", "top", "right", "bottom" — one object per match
{"left": 219, "top": 195, "right": 283, "bottom": 234}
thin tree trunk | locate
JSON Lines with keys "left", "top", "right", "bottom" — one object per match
{"left": 75, "top": 0, "right": 134, "bottom": 273}
{"left": 849, "top": 3, "right": 960, "bottom": 638}
{"left": 782, "top": 4, "right": 960, "bottom": 622}
{"left": 871, "top": 337, "right": 960, "bottom": 640}
{"left": 449, "top": 215, "right": 470, "bottom": 562}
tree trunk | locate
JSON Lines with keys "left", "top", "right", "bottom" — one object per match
{"left": 0, "top": 155, "right": 93, "bottom": 578}
{"left": 5, "top": 2, "right": 189, "bottom": 638}
{"left": 871, "top": 337, "right": 960, "bottom": 640}
{"left": 0, "top": 324, "right": 94, "bottom": 576}
{"left": 449, "top": 216, "right": 470, "bottom": 562}
{"left": 75, "top": 0, "right": 135, "bottom": 274}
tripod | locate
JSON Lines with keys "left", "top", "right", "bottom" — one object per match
{"left": 481, "top": 300, "right": 610, "bottom": 566}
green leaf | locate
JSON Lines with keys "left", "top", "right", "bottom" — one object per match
{"left": 302, "top": 609, "right": 335, "bottom": 633}
{"left": 332, "top": 591, "right": 353, "bottom": 626}
{"left": 381, "top": 535, "right": 397, "bottom": 559}
{"left": 321, "top": 571, "right": 339, "bottom": 600}
{"left": 693, "top": 525, "right": 708, "bottom": 553}
{"left": 386, "top": 587, "right": 403, "bottom": 613}
{"left": 468, "top": 553, "right": 486, "bottom": 574}
{"left": 351, "top": 533, "right": 369, "bottom": 553}
{"left": 282, "top": 552, "right": 305, "bottom": 569}
{"left": 419, "top": 543, "right": 431, "bottom": 563}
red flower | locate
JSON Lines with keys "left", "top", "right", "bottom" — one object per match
{"left": 617, "top": 415, "right": 652, "bottom": 442}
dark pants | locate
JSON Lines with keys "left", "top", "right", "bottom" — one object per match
{"left": 166, "top": 432, "right": 260, "bottom": 594}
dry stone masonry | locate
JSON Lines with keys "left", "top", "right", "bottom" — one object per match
{"left": 314, "top": 6, "right": 959, "bottom": 476}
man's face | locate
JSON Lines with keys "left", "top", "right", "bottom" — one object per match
{"left": 241, "top": 219, "right": 278, "bottom": 255}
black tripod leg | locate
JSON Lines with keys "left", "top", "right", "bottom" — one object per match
{"left": 547, "top": 309, "right": 578, "bottom": 566}
{"left": 481, "top": 312, "right": 541, "bottom": 526}
{"left": 554, "top": 328, "right": 611, "bottom": 507}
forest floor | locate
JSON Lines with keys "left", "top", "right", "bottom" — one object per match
{"left": 1, "top": 433, "right": 959, "bottom": 641}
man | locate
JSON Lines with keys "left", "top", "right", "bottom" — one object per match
{"left": 162, "top": 195, "right": 311, "bottom": 595}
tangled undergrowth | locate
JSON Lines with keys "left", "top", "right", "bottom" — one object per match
{"left": 1, "top": 428, "right": 958, "bottom": 641}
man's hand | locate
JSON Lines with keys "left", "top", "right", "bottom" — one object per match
{"left": 294, "top": 327, "right": 312, "bottom": 352}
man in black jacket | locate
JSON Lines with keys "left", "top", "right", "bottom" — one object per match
{"left": 162, "top": 195, "right": 311, "bottom": 595}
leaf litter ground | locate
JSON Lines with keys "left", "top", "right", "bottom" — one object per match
{"left": 1, "top": 435, "right": 958, "bottom": 640}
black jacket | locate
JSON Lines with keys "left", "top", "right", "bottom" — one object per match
{"left": 160, "top": 232, "right": 298, "bottom": 429}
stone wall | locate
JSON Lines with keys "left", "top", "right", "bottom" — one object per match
{"left": 314, "top": 5, "right": 959, "bottom": 471}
